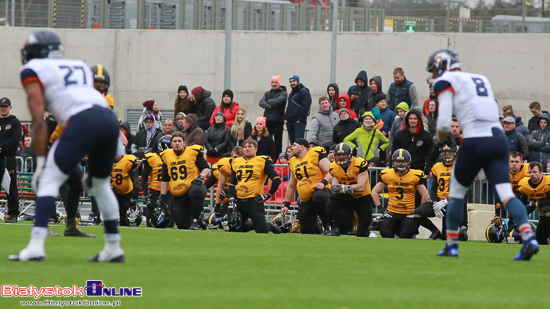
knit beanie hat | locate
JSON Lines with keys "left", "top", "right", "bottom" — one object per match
{"left": 338, "top": 108, "right": 350, "bottom": 117}
{"left": 271, "top": 76, "right": 281, "bottom": 86}
{"left": 371, "top": 107, "right": 381, "bottom": 120}
{"left": 289, "top": 75, "right": 300, "bottom": 83}
{"left": 374, "top": 93, "right": 387, "bottom": 105}
{"left": 142, "top": 100, "right": 155, "bottom": 111}
{"left": 191, "top": 86, "right": 203, "bottom": 99}
{"left": 222, "top": 89, "right": 234, "bottom": 100}
{"left": 255, "top": 117, "right": 267, "bottom": 127}
{"left": 178, "top": 85, "right": 188, "bottom": 94}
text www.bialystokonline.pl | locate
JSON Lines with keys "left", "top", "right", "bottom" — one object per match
{"left": 19, "top": 300, "right": 121, "bottom": 307}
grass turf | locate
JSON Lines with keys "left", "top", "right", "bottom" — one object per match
{"left": 0, "top": 223, "right": 548, "bottom": 309}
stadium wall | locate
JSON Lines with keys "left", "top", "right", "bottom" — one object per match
{"left": 1, "top": 27, "right": 548, "bottom": 123}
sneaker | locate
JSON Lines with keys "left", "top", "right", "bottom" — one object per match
{"left": 322, "top": 227, "right": 332, "bottom": 236}
{"left": 8, "top": 247, "right": 45, "bottom": 262}
{"left": 514, "top": 237, "right": 539, "bottom": 261}
{"left": 189, "top": 219, "right": 200, "bottom": 230}
{"left": 427, "top": 230, "right": 442, "bottom": 240}
{"left": 5, "top": 216, "right": 17, "bottom": 223}
{"left": 437, "top": 244, "right": 458, "bottom": 257}
{"left": 331, "top": 227, "right": 341, "bottom": 236}
{"left": 64, "top": 228, "right": 96, "bottom": 238}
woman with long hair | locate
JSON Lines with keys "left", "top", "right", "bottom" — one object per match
{"left": 138, "top": 100, "right": 162, "bottom": 131}
{"left": 424, "top": 99, "right": 438, "bottom": 136}
{"left": 251, "top": 117, "right": 276, "bottom": 160}
{"left": 210, "top": 89, "right": 240, "bottom": 127}
{"left": 174, "top": 85, "right": 194, "bottom": 116}
{"left": 229, "top": 107, "right": 252, "bottom": 148}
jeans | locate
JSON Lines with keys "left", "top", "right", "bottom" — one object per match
{"left": 286, "top": 121, "right": 306, "bottom": 145}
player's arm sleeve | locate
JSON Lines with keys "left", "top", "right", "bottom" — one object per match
{"left": 140, "top": 159, "right": 152, "bottom": 196}
{"left": 537, "top": 191, "right": 550, "bottom": 208}
{"left": 519, "top": 192, "right": 529, "bottom": 205}
{"left": 430, "top": 175, "right": 440, "bottom": 202}
{"left": 161, "top": 162, "right": 170, "bottom": 182}
{"left": 434, "top": 80, "right": 454, "bottom": 133}
{"left": 228, "top": 169, "right": 237, "bottom": 198}
{"left": 264, "top": 159, "right": 281, "bottom": 196}
{"left": 196, "top": 151, "right": 209, "bottom": 171}
{"left": 129, "top": 162, "right": 140, "bottom": 199}
{"left": 203, "top": 172, "right": 218, "bottom": 190}
{"left": 417, "top": 174, "right": 427, "bottom": 187}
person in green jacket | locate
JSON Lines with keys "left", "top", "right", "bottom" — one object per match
{"left": 344, "top": 111, "right": 389, "bottom": 160}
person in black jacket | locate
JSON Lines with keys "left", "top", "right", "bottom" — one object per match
{"left": 259, "top": 76, "right": 287, "bottom": 156}
{"left": 327, "top": 83, "right": 340, "bottom": 111}
{"left": 332, "top": 109, "right": 361, "bottom": 144}
{"left": 285, "top": 75, "right": 311, "bottom": 144}
{"left": 190, "top": 86, "right": 216, "bottom": 131}
{"left": 120, "top": 122, "right": 134, "bottom": 155}
{"left": 347, "top": 70, "right": 373, "bottom": 116}
{"left": 251, "top": 117, "right": 276, "bottom": 160}
{"left": 131, "top": 115, "right": 162, "bottom": 160}
{"left": 392, "top": 109, "right": 433, "bottom": 172}
{"left": 205, "top": 113, "right": 231, "bottom": 164}
{"left": 0, "top": 98, "right": 22, "bottom": 223}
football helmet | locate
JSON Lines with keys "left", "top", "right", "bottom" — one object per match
{"left": 151, "top": 205, "right": 171, "bottom": 228}
{"left": 126, "top": 206, "right": 143, "bottom": 227}
{"left": 207, "top": 212, "right": 224, "bottom": 229}
{"left": 91, "top": 64, "right": 111, "bottom": 94}
{"left": 222, "top": 211, "right": 243, "bottom": 231}
{"left": 426, "top": 48, "right": 461, "bottom": 78}
{"left": 392, "top": 149, "right": 411, "bottom": 173}
{"left": 485, "top": 223, "right": 506, "bottom": 243}
{"left": 458, "top": 225, "right": 468, "bottom": 241}
{"left": 335, "top": 143, "right": 353, "bottom": 166}
{"left": 21, "top": 30, "right": 63, "bottom": 65}
{"left": 158, "top": 135, "right": 172, "bottom": 153}
{"left": 439, "top": 144, "right": 457, "bottom": 166}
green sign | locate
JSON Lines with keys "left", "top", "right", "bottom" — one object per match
{"left": 405, "top": 20, "right": 416, "bottom": 32}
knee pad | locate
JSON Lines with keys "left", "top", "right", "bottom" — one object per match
{"left": 449, "top": 170, "right": 468, "bottom": 199}
{"left": 37, "top": 159, "right": 69, "bottom": 198}
{"left": 188, "top": 185, "right": 205, "bottom": 199}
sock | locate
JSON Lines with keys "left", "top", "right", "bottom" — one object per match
{"left": 28, "top": 227, "right": 48, "bottom": 250}
{"left": 34, "top": 197, "right": 57, "bottom": 228}
{"left": 518, "top": 223, "right": 534, "bottom": 242}
{"left": 104, "top": 233, "right": 121, "bottom": 252}
{"left": 103, "top": 219, "right": 119, "bottom": 234}
{"left": 445, "top": 198, "right": 464, "bottom": 247}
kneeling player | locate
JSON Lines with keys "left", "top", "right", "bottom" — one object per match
{"left": 159, "top": 132, "right": 210, "bottom": 230}
{"left": 517, "top": 162, "right": 550, "bottom": 245}
{"left": 326, "top": 143, "right": 373, "bottom": 237}
{"left": 205, "top": 146, "right": 243, "bottom": 216}
{"left": 371, "top": 149, "right": 429, "bottom": 238}
{"left": 111, "top": 154, "right": 139, "bottom": 226}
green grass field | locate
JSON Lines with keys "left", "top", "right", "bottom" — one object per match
{"left": 0, "top": 223, "right": 548, "bottom": 309}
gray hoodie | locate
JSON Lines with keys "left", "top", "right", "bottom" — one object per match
{"left": 308, "top": 106, "right": 339, "bottom": 147}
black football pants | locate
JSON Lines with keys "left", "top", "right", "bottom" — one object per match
{"left": 330, "top": 194, "right": 373, "bottom": 237}
{"left": 0, "top": 155, "right": 19, "bottom": 218}
{"left": 236, "top": 198, "right": 269, "bottom": 233}
{"left": 299, "top": 188, "right": 330, "bottom": 234}
{"left": 172, "top": 184, "right": 207, "bottom": 229}
{"left": 380, "top": 212, "right": 418, "bottom": 239}
{"left": 536, "top": 216, "right": 550, "bottom": 245}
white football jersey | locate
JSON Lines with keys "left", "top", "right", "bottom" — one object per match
{"left": 20, "top": 58, "right": 109, "bottom": 126}
{"left": 434, "top": 71, "right": 501, "bottom": 139}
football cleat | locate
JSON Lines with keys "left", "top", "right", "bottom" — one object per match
{"left": 8, "top": 247, "right": 45, "bottom": 262}
{"left": 189, "top": 219, "right": 200, "bottom": 230}
{"left": 427, "top": 230, "right": 442, "bottom": 240}
{"left": 88, "top": 250, "right": 125, "bottom": 263}
{"left": 64, "top": 228, "right": 96, "bottom": 238}
{"left": 513, "top": 237, "right": 539, "bottom": 261}
{"left": 331, "top": 227, "right": 341, "bottom": 236}
{"left": 437, "top": 244, "right": 458, "bottom": 257}
{"left": 322, "top": 227, "right": 332, "bottom": 236}
{"left": 268, "top": 222, "right": 281, "bottom": 234}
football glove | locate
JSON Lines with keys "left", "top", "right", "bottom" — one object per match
{"left": 343, "top": 185, "right": 354, "bottom": 194}
{"left": 144, "top": 195, "right": 153, "bottom": 208}
{"left": 220, "top": 188, "right": 228, "bottom": 199}
{"left": 331, "top": 184, "right": 342, "bottom": 194}
{"left": 130, "top": 198, "right": 137, "bottom": 207}
{"left": 228, "top": 197, "right": 236, "bottom": 210}
{"left": 432, "top": 199, "right": 448, "bottom": 219}
{"left": 191, "top": 175, "right": 205, "bottom": 186}
{"left": 157, "top": 194, "right": 166, "bottom": 208}
{"left": 255, "top": 193, "right": 272, "bottom": 204}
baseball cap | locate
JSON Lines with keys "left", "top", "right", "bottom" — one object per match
{"left": 0, "top": 97, "right": 11, "bottom": 107}
{"left": 502, "top": 116, "right": 515, "bottom": 124}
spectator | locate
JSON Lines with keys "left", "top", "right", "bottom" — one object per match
{"left": 190, "top": 86, "right": 216, "bottom": 131}
{"left": 388, "top": 102, "right": 410, "bottom": 156}
{"left": 335, "top": 94, "right": 358, "bottom": 119}
{"left": 547, "top": 159, "right": 550, "bottom": 173}
{"left": 528, "top": 101, "right": 549, "bottom": 133}
{"left": 0, "top": 97, "right": 22, "bottom": 223}
{"left": 333, "top": 108, "right": 361, "bottom": 144}
{"left": 367, "top": 76, "right": 384, "bottom": 115}
{"left": 285, "top": 145, "right": 293, "bottom": 159}
{"left": 328, "top": 144, "right": 337, "bottom": 162}
{"left": 503, "top": 116, "right": 529, "bottom": 159}
{"left": 422, "top": 84, "right": 437, "bottom": 115}
{"left": 157, "top": 119, "right": 175, "bottom": 142}
{"left": 392, "top": 109, "right": 433, "bottom": 171}
{"left": 386, "top": 67, "right": 418, "bottom": 112}
{"left": 259, "top": 76, "right": 287, "bottom": 156}
{"left": 174, "top": 112, "right": 186, "bottom": 132}
{"left": 251, "top": 117, "right": 276, "bottom": 160}
{"left": 374, "top": 94, "right": 395, "bottom": 135}
{"left": 132, "top": 115, "right": 162, "bottom": 159}
{"left": 426, "top": 117, "right": 461, "bottom": 174}
{"left": 424, "top": 99, "right": 438, "bottom": 136}
{"left": 205, "top": 113, "right": 231, "bottom": 164}
{"left": 327, "top": 83, "right": 340, "bottom": 111}
{"left": 285, "top": 75, "right": 311, "bottom": 144}
{"left": 181, "top": 114, "right": 205, "bottom": 147}
{"left": 276, "top": 152, "right": 290, "bottom": 181}
{"left": 502, "top": 105, "right": 529, "bottom": 137}
{"left": 138, "top": 100, "right": 162, "bottom": 131}
{"left": 21, "top": 123, "right": 29, "bottom": 144}
{"left": 308, "top": 97, "right": 339, "bottom": 150}
{"left": 174, "top": 85, "right": 194, "bottom": 117}
{"left": 347, "top": 70, "right": 373, "bottom": 116}
{"left": 210, "top": 89, "right": 240, "bottom": 127}
{"left": 229, "top": 107, "right": 253, "bottom": 148}
{"left": 18, "top": 134, "right": 35, "bottom": 172}
{"left": 120, "top": 122, "right": 134, "bottom": 154}
{"left": 344, "top": 111, "right": 389, "bottom": 160}
{"left": 528, "top": 113, "right": 550, "bottom": 169}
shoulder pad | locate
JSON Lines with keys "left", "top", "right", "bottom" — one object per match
{"left": 313, "top": 146, "right": 326, "bottom": 154}
{"left": 358, "top": 159, "right": 368, "bottom": 167}
{"left": 127, "top": 154, "right": 138, "bottom": 162}
{"left": 190, "top": 145, "right": 204, "bottom": 153}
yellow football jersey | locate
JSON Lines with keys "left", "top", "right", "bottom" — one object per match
{"left": 288, "top": 147, "right": 328, "bottom": 202}
{"left": 213, "top": 157, "right": 232, "bottom": 203}
{"left": 160, "top": 145, "right": 205, "bottom": 197}
{"left": 431, "top": 162, "right": 452, "bottom": 200}
{"left": 517, "top": 176, "right": 550, "bottom": 217}
{"left": 329, "top": 157, "right": 371, "bottom": 198}
{"left": 105, "top": 94, "right": 114, "bottom": 108}
{"left": 111, "top": 155, "right": 137, "bottom": 195}
{"left": 231, "top": 156, "right": 272, "bottom": 199}
{"left": 143, "top": 152, "right": 164, "bottom": 191}
{"left": 380, "top": 169, "right": 426, "bottom": 214}
{"left": 510, "top": 163, "right": 529, "bottom": 194}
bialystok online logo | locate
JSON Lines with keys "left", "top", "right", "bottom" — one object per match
{"left": 1, "top": 280, "right": 142, "bottom": 299}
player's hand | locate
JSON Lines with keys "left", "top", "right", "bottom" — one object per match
{"left": 130, "top": 199, "right": 137, "bottom": 207}
{"left": 228, "top": 197, "right": 236, "bottom": 210}
{"left": 255, "top": 193, "right": 272, "bottom": 204}
{"left": 313, "top": 182, "right": 325, "bottom": 190}
{"left": 343, "top": 185, "right": 354, "bottom": 194}
{"left": 220, "top": 188, "right": 228, "bottom": 199}
{"left": 331, "top": 184, "right": 342, "bottom": 194}
{"left": 144, "top": 195, "right": 153, "bottom": 208}
{"left": 432, "top": 199, "right": 448, "bottom": 219}
{"left": 191, "top": 175, "right": 204, "bottom": 186}
{"left": 156, "top": 194, "right": 166, "bottom": 208}
{"left": 281, "top": 206, "right": 289, "bottom": 215}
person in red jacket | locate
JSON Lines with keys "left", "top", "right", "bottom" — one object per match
{"left": 210, "top": 89, "right": 240, "bottom": 127}
{"left": 334, "top": 94, "right": 358, "bottom": 120}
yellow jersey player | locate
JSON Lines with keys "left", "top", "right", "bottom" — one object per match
{"left": 227, "top": 138, "right": 281, "bottom": 233}
{"left": 517, "top": 162, "right": 550, "bottom": 245}
{"left": 282, "top": 138, "right": 332, "bottom": 235}
{"left": 141, "top": 135, "right": 173, "bottom": 227}
{"left": 111, "top": 154, "right": 139, "bottom": 226}
{"left": 91, "top": 64, "right": 114, "bottom": 109}
{"left": 371, "top": 149, "right": 429, "bottom": 238}
{"left": 325, "top": 142, "right": 372, "bottom": 237}
{"left": 159, "top": 132, "right": 210, "bottom": 230}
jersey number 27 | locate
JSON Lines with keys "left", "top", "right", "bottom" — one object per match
{"left": 59, "top": 65, "right": 88, "bottom": 86}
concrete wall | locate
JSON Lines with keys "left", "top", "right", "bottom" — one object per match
{"left": 1, "top": 27, "right": 549, "bottom": 124}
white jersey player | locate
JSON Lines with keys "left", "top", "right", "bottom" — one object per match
{"left": 9, "top": 30, "right": 124, "bottom": 263}
{"left": 427, "top": 48, "right": 538, "bottom": 260}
